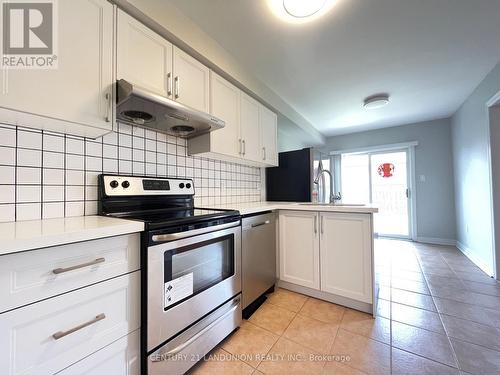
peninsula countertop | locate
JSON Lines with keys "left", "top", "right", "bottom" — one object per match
{"left": 209, "top": 201, "right": 378, "bottom": 216}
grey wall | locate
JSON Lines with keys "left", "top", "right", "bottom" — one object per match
{"left": 320, "top": 119, "right": 456, "bottom": 242}
{"left": 451, "top": 61, "right": 500, "bottom": 276}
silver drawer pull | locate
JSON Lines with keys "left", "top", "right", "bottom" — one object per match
{"left": 251, "top": 220, "right": 270, "bottom": 228}
{"left": 52, "top": 257, "right": 105, "bottom": 274}
{"left": 52, "top": 313, "right": 106, "bottom": 340}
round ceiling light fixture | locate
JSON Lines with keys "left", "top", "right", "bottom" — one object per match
{"left": 283, "top": 0, "right": 327, "bottom": 18}
{"left": 364, "top": 94, "right": 390, "bottom": 110}
{"left": 268, "top": 0, "right": 337, "bottom": 24}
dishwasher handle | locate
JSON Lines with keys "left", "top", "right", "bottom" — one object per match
{"left": 251, "top": 220, "right": 270, "bottom": 228}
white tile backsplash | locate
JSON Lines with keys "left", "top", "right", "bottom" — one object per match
{"left": 0, "top": 123, "right": 262, "bottom": 222}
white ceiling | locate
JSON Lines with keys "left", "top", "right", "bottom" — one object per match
{"left": 169, "top": 0, "right": 500, "bottom": 137}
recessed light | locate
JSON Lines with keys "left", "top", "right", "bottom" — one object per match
{"left": 283, "top": 0, "right": 327, "bottom": 18}
{"left": 364, "top": 94, "right": 390, "bottom": 110}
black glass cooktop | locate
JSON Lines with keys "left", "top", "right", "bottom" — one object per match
{"left": 109, "top": 207, "right": 240, "bottom": 230}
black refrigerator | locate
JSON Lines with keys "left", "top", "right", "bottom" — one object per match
{"left": 266, "top": 148, "right": 315, "bottom": 202}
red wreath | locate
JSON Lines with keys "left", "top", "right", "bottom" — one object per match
{"left": 378, "top": 163, "right": 395, "bottom": 178}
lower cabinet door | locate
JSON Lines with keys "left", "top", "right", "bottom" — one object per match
{"left": 0, "top": 272, "right": 140, "bottom": 375}
{"left": 57, "top": 330, "right": 140, "bottom": 375}
{"left": 279, "top": 211, "right": 320, "bottom": 289}
{"left": 320, "top": 212, "right": 373, "bottom": 303}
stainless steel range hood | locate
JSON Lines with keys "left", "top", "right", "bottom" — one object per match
{"left": 115, "top": 79, "right": 225, "bottom": 138}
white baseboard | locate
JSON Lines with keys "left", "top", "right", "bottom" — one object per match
{"left": 415, "top": 237, "right": 456, "bottom": 246}
{"left": 456, "top": 241, "right": 494, "bottom": 277}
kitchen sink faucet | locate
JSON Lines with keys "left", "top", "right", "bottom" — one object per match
{"left": 314, "top": 160, "right": 341, "bottom": 204}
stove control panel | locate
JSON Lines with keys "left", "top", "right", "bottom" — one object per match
{"left": 102, "top": 175, "right": 194, "bottom": 196}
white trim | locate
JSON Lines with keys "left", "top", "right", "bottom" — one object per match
{"left": 409, "top": 145, "right": 418, "bottom": 241}
{"left": 416, "top": 237, "right": 456, "bottom": 246}
{"left": 329, "top": 141, "right": 418, "bottom": 156}
{"left": 486, "top": 91, "right": 500, "bottom": 279}
{"left": 456, "top": 241, "right": 494, "bottom": 277}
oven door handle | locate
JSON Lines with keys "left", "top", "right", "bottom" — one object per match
{"left": 150, "top": 298, "right": 240, "bottom": 362}
{"left": 151, "top": 221, "right": 240, "bottom": 242}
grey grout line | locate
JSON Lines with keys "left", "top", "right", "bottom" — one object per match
{"left": 414, "top": 245, "right": 461, "bottom": 371}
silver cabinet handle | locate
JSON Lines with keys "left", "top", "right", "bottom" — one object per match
{"left": 238, "top": 139, "right": 242, "bottom": 155}
{"left": 314, "top": 216, "right": 317, "bottom": 234}
{"left": 104, "top": 92, "right": 111, "bottom": 122}
{"left": 251, "top": 220, "right": 270, "bottom": 228}
{"left": 174, "top": 76, "right": 180, "bottom": 99}
{"left": 262, "top": 147, "right": 266, "bottom": 160}
{"left": 52, "top": 313, "right": 106, "bottom": 340}
{"left": 167, "top": 72, "right": 172, "bottom": 96}
{"left": 52, "top": 257, "right": 105, "bottom": 274}
{"left": 321, "top": 216, "right": 324, "bottom": 234}
{"left": 151, "top": 298, "right": 240, "bottom": 361}
{"left": 242, "top": 140, "right": 246, "bottom": 156}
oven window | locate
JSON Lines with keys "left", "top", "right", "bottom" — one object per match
{"left": 163, "top": 234, "right": 234, "bottom": 310}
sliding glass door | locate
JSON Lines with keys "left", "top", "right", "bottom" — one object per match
{"left": 340, "top": 149, "right": 411, "bottom": 238}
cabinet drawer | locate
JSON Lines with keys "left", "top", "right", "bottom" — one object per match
{"left": 0, "top": 272, "right": 140, "bottom": 375}
{"left": 57, "top": 330, "right": 140, "bottom": 375}
{"left": 0, "top": 234, "right": 140, "bottom": 313}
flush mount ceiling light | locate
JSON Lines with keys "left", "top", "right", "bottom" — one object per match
{"left": 283, "top": 0, "right": 326, "bottom": 18}
{"left": 364, "top": 94, "right": 390, "bottom": 110}
{"left": 268, "top": 0, "right": 337, "bottom": 24}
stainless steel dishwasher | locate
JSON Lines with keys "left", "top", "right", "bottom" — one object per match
{"left": 242, "top": 212, "right": 276, "bottom": 315}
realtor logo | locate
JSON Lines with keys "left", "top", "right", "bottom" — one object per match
{"left": 1, "top": 0, "right": 57, "bottom": 69}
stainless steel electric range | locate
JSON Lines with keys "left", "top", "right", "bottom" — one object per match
{"left": 98, "top": 174, "right": 242, "bottom": 375}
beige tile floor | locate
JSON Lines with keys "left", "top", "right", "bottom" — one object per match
{"left": 189, "top": 239, "right": 500, "bottom": 375}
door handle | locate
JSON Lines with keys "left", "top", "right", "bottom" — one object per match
{"left": 238, "top": 139, "right": 242, "bottom": 155}
{"left": 174, "top": 76, "right": 180, "bottom": 99}
{"left": 242, "top": 140, "right": 246, "bottom": 156}
{"left": 406, "top": 188, "right": 409, "bottom": 198}
{"left": 52, "top": 257, "right": 105, "bottom": 274}
{"left": 251, "top": 220, "right": 270, "bottom": 228}
{"left": 167, "top": 72, "right": 172, "bottom": 96}
{"left": 52, "top": 313, "right": 106, "bottom": 340}
{"left": 321, "top": 216, "right": 324, "bottom": 234}
{"left": 262, "top": 147, "right": 266, "bottom": 160}
{"left": 104, "top": 92, "right": 111, "bottom": 122}
{"left": 314, "top": 216, "right": 317, "bottom": 234}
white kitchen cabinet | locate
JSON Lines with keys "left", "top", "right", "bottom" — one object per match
{"left": 0, "top": 0, "right": 114, "bottom": 138}
{"left": 117, "top": 11, "right": 209, "bottom": 113}
{"left": 188, "top": 73, "right": 279, "bottom": 167}
{"left": 319, "top": 212, "right": 373, "bottom": 303}
{"left": 0, "top": 272, "right": 140, "bottom": 375}
{"left": 240, "top": 92, "right": 261, "bottom": 162}
{"left": 279, "top": 211, "right": 320, "bottom": 289}
{"left": 0, "top": 233, "right": 140, "bottom": 313}
{"left": 58, "top": 330, "right": 140, "bottom": 375}
{"left": 204, "top": 71, "right": 241, "bottom": 158}
{"left": 172, "top": 47, "right": 210, "bottom": 112}
{"left": 260, "top": 105, "right": 278, "bottom": 166}
{"left": 117, "top": 9, "right": 173, "bottom": 97}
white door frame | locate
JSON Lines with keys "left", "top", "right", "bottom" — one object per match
{"left": 486, "top": 91, "right": 500, "bottom": 279}
{"left": 330, "top": 141, "right": 418, "bottom": 241}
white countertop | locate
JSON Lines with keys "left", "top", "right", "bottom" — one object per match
{"left": 210, "top": 201, "right": 378, "bottom": 216}
{"left": 0, "top": 216, "right": 144, "bottom": 256}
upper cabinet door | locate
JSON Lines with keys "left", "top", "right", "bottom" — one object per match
{"left": 172, "top": 47, "right": 209, "bottom": 112}
{"left": 259, "top": 106, "right": 278, "bottom": 166}
{"left": 117, "top": 10, "right": 172, "bottom": 98}
{"left": 0, "top": 0, "right": 114, "bottom": 137}
{"left": 209, "top": 72, "right": 240, "bottom": 158}
{"left": 319, "top": 212, "right": 373, "bottom": 303}
{"left": 240, "top": 92, "right": 261, "bottom": 162}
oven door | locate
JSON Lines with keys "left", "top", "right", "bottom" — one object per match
{"left": 146, "top": 222, "right": 241, "bottom": 353}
